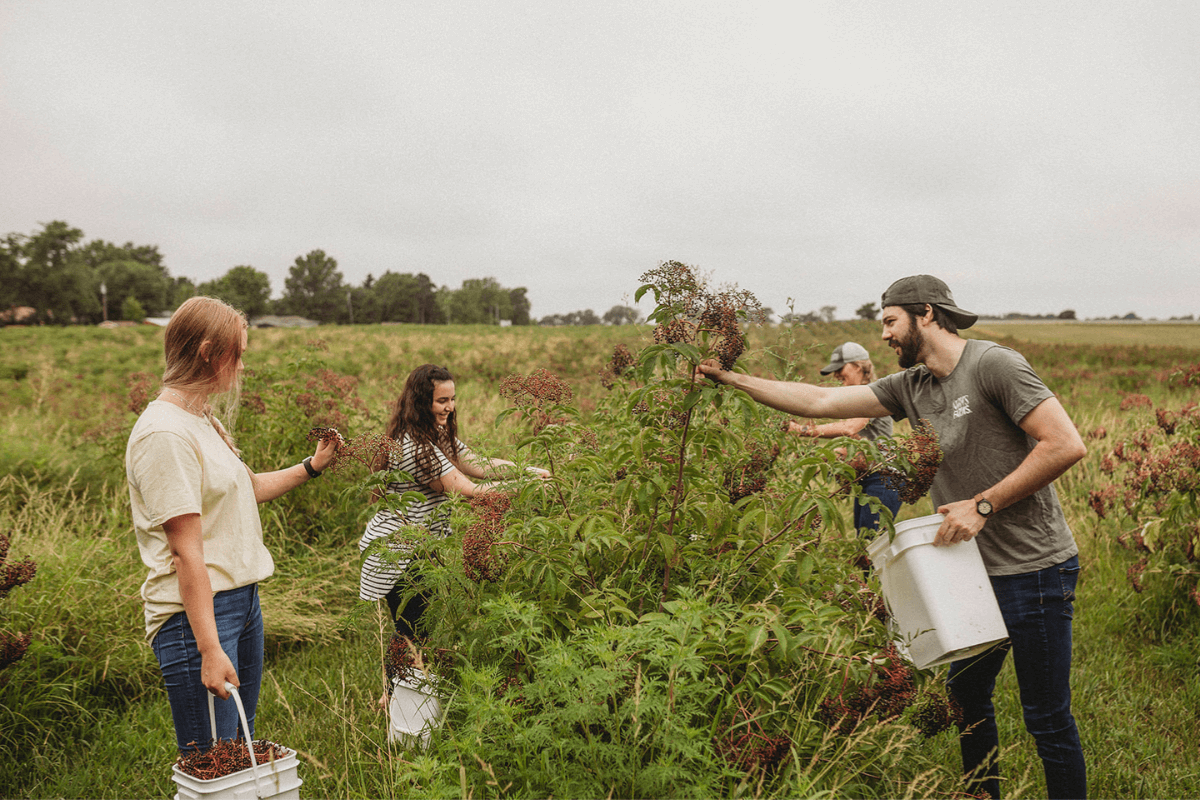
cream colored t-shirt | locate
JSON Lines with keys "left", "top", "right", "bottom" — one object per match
{"left": 126, "top": 400, "right": 274, "bottom": 643}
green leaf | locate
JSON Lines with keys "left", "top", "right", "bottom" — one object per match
{"left": 657, "top": 532, "right": 677, "bottom": 561}
{"left": 770, "top": 623, "right": 792, "bottom": 658}
{"left": 746, "top": 625, "right": 769, "bottom": 655}
{"left": 671, "top": 342, "right": 702, "bottom": 363}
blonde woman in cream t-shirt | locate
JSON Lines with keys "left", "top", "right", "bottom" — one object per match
{"left": 126, "top": 296, "right": 338, "bottom": 754}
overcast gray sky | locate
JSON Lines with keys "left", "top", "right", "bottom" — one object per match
{"left": 3, "top": 2, "right": 1198, "bottom": 321}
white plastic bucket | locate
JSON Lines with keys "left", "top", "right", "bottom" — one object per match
{"left": 868, "top": 514, "right": 1009, "bottom": 669}
{"left": 388, "top": 675, "right": 442, "bottom": 750}
{"left": 172, "top": 753, "right": 301, "bottom": 800}
{"left": 171, "top": 683, "right": 302, "bottom": 800}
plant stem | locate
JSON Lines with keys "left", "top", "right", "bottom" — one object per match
{"left": 659, "top": 376, "right": 697, "bottom": 608}
{"left": 536, "top": 445, "right": 574, "bottom": 522}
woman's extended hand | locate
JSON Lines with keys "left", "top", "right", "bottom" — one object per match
{"left": 525, "top": 467, "right": 551, "bottom": 480}
{"left": 311, "top": 432, "right": 342, "bottom": 472}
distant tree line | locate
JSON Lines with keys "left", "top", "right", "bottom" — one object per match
{"left": 0, "top": 221, "right": 537, "bottom": 326}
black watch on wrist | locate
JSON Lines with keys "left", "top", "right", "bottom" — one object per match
{"left": 974, "top": 493, "right": 993, "bottom": 517}
{"left": 302, "top": 456, "right": 322, "bottom": 478}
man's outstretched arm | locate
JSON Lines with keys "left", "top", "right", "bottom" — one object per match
{"left": 698, "top": 360, "right": 892, "bottom": 420}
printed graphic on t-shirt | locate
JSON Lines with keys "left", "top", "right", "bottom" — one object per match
{"left": 953, "top": 395, "right": 972, "bottom": 419}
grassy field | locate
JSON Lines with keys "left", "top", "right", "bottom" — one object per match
{"left": 972, "top": 320, "right": 1200, "bottom": 350}
{"left": 1, "top": 319, "right": 1198, "bottom": 798}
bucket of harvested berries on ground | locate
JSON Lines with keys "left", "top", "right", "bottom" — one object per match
{"left": 868, "top": 513, "right": 1009, "bottom": 669}
{"left": 171, "top": 682, "right": 302, "bottom": 800}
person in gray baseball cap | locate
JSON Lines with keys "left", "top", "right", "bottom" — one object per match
{"left": 700, "top": 274, "right": 1088, "bottom": 798}
{"left": 788, "top": 341, "right": 900, "bottom": 534}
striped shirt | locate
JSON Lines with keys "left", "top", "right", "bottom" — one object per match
{"left": 357, "top": 434, "right": 465, "bottom": 601}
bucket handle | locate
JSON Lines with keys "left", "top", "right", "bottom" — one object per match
{"left": 207, "top": 682, "right": 261, "bottom": 789}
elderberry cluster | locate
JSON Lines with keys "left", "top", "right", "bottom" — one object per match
{"left": 1090, "top": 403, "right": 1200, "bottom": 521}
{"left": 908, "top": 686, "right": 965, "bottom": 739}
{"left": 882, "top": 420, "right": 943, "bottom": 504}
{"left": 385, "top": 630, "right": 419, "bottom": 685}
{"left": 599, "top": 344, "right": 637, "bottom": 389}
{"left": 305, "top": 427, "right": 401, "bottom": 475}
{"left": 714, "top": 728, "right": 791, "bottom": 775}
{"left": 1127, "top": 558, "right": 1148, "bottom": 594}
{"left": 126, "top": 372, "right": 156, "bottom": 415}
{"left": 0, "top": 532, "right": 36, "bottom": 671}
{"left": 294, "top": 368, "right": 368, "bottom": 431}
{"left": 462, "top": 493, "right": 512, "bottom": 583}
{"left": 0, "top": 532, "right": 36, "bottom": 601}
{"left": 639, "top": 260, "right": 764, "bottom": 372}
{"left": 723, "top": 442, "right": 781, "bottom": 503}
{"left": 499, "top": 369, "right": 574, "bottom": 432}
{"left": 816, "top": 644, "right": 961, "bottom": 738}
{"left": 0, "top": 631, "right": 31, "bottom": 670}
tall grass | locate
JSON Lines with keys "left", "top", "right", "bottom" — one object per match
{"left": 1, "top": 320, "right": 1198, "bottom": 797}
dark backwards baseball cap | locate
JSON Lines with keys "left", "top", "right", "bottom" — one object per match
{"left": 881, "top": 274, "right": 978, "bottom": 330}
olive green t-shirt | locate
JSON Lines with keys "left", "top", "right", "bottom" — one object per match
{"left": 869, "top": 339, "right": 1078, "bottom": 576}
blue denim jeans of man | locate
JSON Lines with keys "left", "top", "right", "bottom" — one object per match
{"left": 947, "top": 555, "right": 1085, "bottom": 799}
{"left": 853, "top": 473, "right": 902, "bottom": 533}
{"left": 151, "top": 583, "right": 264, "bottom": 753}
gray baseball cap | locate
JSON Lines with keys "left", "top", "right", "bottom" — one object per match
{"left": 820, "top": 341, "right": 871, "bottom": 374}
{"left": 881, "top": 274, "right": 978, "bottom": 329}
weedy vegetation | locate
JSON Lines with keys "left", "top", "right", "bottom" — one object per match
{"left": 1, "top": 264, "right": 1199, "bottom": 797}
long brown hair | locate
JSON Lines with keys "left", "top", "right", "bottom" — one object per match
{"left": 162, "top": 296, "right": 247, "bottom": 454}
{"left": 373, "top": 364, "right": 460, "bottom": 482}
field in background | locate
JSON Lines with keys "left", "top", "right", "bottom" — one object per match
{"left": 1, "top": 319, "right": 1198, "bottom": 797}
{"left": 973, "top": 320, "right": 1200, "bottom": 349}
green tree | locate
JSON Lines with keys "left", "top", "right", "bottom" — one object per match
{"left": 603, "top": 305, "right": 642, "bottom": 325}
{"left": 443, "top": 277, "right": 512, "bottom": 324}
{"left": 0, "top": 235, "right": 20, "bottom": 314}
{"left": 856, "top": 302, "right": 879, "bottom": 321}
{"left": 77, "top": 239, "right": 164, "bottom": 271}
{"left": 170, "top": 277, "right": 197, "bottom": 310}
{"left": 96, "top": 259, "right": 171, "bottom": 319}
{"left": 365, "top": 271, "right": 442, "bottom": 324}
{"left": 508, "top": 287, "right": 531, "bottom": 325}
{"left": 79, "top": 238, "right": 172, "bottom": 319}
{"left": 281, "top": 250, "right": 344, "bottom": 323}
{"left": 18, "top": 221, "right": 96, "bottom": 324}
{"left": 198, "top": 265, "right": 273, "bottom": 318}
{"left": 121, "top": 295, "right": 146, "bottom": 322}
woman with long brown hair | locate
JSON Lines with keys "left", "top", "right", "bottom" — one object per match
{"left": 359, "top": 363, "right": 548, "bottom": 636}
{"left": 126, "top": 296, "right": 339, "bottom": 753}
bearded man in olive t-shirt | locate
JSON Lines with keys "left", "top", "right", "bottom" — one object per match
{"left": 699, "top": 275, "right": 1088, "bottom": 800}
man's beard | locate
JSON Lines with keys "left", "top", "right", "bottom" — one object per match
{"left": 896, "top": 325, "right": 924, "bottom": 369}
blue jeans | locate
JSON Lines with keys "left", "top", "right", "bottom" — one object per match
{"left": 947, "top": 555, "right": 1085, "bottom": 799}
{"left": 151, "top": 583, "right": 264, "bottom": 753}
{"left": 854, "top": 473, "right": 901, "bottom": 533}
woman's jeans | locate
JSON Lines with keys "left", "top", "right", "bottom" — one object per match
{"left": 151, "top": 584, "right": 264, "bottom": 753}
{"left": 854, "top": 473, "right": 901, "bottom": 533}
{"left": 947, "top": 555, "right": 1085, "bottom": 799}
